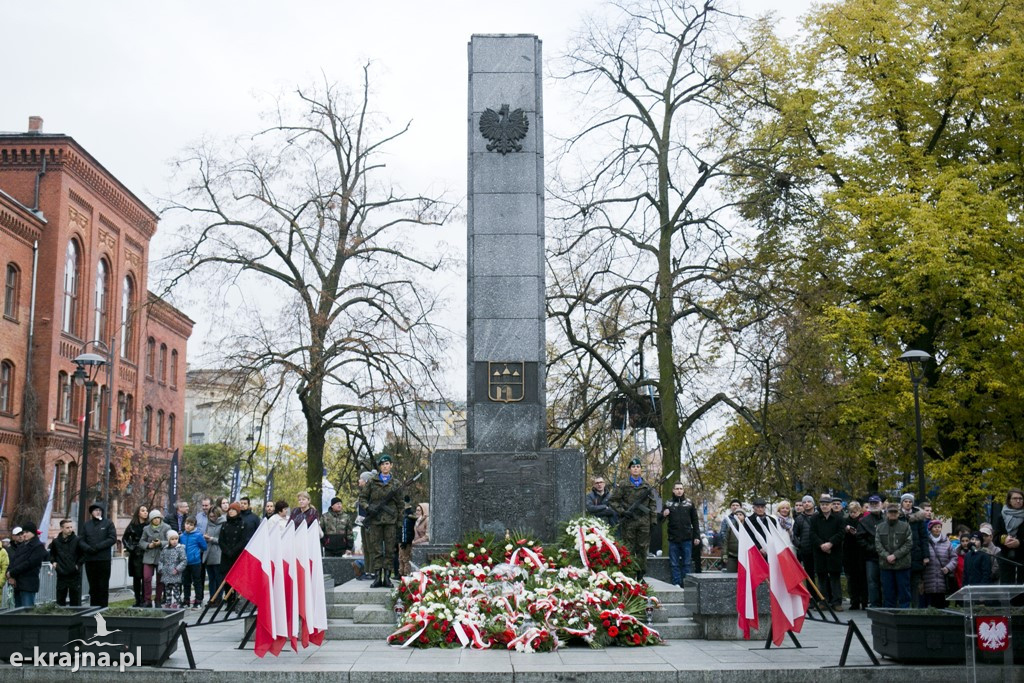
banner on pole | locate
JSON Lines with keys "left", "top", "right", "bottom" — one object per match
{"left": 230, "top": 462, "right": 242, "bottom": 502}
{"left": 168, "top": 449, "right": 179, "bottom": 509}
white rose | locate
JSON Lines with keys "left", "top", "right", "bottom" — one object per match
{"left": 468, "top": 552, "right": 475, "bottom": 558}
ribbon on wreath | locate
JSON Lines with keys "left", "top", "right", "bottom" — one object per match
{"left": 506, "top": 627, "right": 554, "bottom": 653}
{"left": 508, "top": 545, "right": 544, "bottom": 569}
{"left": 390, "top": 608, "right": 433, "bottom": 648}
{"left": 452, "top": 619, "right": 491, "bottom": 649}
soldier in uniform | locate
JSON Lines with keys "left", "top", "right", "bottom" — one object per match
{"left": 358, "top": 454, "right": 402, "bottom": 588}
{"left": 609, "top": 458, "right": 659, "bottom": 583}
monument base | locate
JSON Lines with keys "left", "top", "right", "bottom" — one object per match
{"left": 429, "top": 448, "right": 584, "bottom": 544}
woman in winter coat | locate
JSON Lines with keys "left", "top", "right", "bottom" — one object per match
{"left": 141, "top": 509, "right": 171, "bottom": 607}
{"left": 203, "top": 506, "right": 224, "bottom": 605}
{"left": 218, "top": 503, "right": 247, "bottom": 575}
{"left": 922, "top": 520, "right": 957, "bottom": 608}
{"left": 412, "top": 503, "right": 430, "bottom": 546}
{"left": 122, "top": 505, "right": 148, "bottom": 606}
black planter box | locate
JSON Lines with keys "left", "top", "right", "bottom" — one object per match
{"left": 868, "top": 608, "right": 1022, "bottom": 663}
{"left": 84, "top": 608, "right": 186, "bottom": 665}
{"left": 0, "top": 606, "right": 99, "bottom": 662}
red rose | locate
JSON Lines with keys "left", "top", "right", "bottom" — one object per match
{"left": 608, "top": 626, "right": 619, "bottom": 638}
{"left": 602, "top": 620, "right": 611, "bottom": 628}
{"left": 633, "top": 633, "right": 643, "bottom": 644}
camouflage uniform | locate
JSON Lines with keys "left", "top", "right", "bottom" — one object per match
{"left": 609, "top": 479, "right": 659, "bottom": 579}
{"left": 358, "top": 474, "right": 401, "bottom": 575}
{"left": 321, "top": 508, "right": 353, "bottom": 558}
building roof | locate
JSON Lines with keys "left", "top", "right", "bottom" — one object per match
{"left": 0, "top": 131, "right": 159, "bottom": 227}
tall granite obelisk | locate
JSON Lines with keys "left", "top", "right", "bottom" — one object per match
{"left": 429, "top": 34, "right": 584, "bottom": 545}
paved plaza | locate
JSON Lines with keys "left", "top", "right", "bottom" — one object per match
{"left": 2, "top": 578, "right": 1019, "bottom": 682}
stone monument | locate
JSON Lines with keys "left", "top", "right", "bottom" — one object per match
{"left": 429, "top": 34, "right": 585, "bottom": 545}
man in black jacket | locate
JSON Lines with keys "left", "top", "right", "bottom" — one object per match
{"left": 49, "top": 519, "right": 82, "bottom": 606}
{"left": 810, "top": 495, "right": 846, "bottom": 610}
{"left": 661, "top": 483, "right": 701, "bottom": 587}
{"left": 792, "top": 495, "right": 817, "bottom": 577}
{"left": 586, "top": 476, "right": 618, "bottom": 527}
{"left": 239, "top": 497, "right": 260, "bottom": 543}
{"left": 8, "top": 523, "right": 48, "bottom": 607}
{"left": 79, "top": 502, "right": 116, "bottom": 606}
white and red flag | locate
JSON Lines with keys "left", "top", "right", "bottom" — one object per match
{"left": 305, "top": 518, "right": 328, "bottom": 645}
{"left": 731, "top": 516, "right": 769, "bottom": 639}
{"left": 293, "top": 516, "right": 313, "bottom": 648}
{"left": 762, "top": 521, "right": 811, "bottom": 645}
{"left": 223, "top": 520, "right": 276, "bottom": 656}
{"left": 265, "top": 521, "right": 291, "bottom": 655}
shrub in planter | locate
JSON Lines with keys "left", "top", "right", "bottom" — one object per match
{"left": 0, "top": 605, "right": 98, "bottom": 661}
{"left": 84, "top": 606, "right": 186, "bottom": 665}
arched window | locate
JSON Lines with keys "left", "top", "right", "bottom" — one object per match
{"left": 170, "top": 350, "right": 178, "bottom": 388}
{"left": 168, "top": 413, "right": 176, "bottom": 448}
{"left": 117, "top": 390, "right": 126, "bottom": 430}
{"left": 159, "top": 343, "right": 167, "bottom": 382}
{"left": 4, "top": 263, "right": 19, "bottom": 320}
{"left": 120, "top": 275, "right": 135, "bottom": 360}
{"left": 143, "top": 406, "right": 153, "bottom": 444}
{"left": 90, "top": 384, "right": 102, "bottom": 433}
{"left": 99, "top": 386, "right": 110, "bottom": 430}
{"left": 66, "top": 461, "right": 77, "bottom": 516}
{"left": 145, "top": 337, "right": 155, "bottom": 377}
{"left": 57, "top": 461, "right": 69, "bottom": 516}
{"left": 62, "top": 240, "right": 81, "bottom": 335}
{"left": 0, "top": 360, "right": 12, "bottom": 413}
{"left": 94, "top": 259, "right": 109, "bottom": 341}
{"left": 57, "top": 371, "right": 72, "bottom": 422}
{"left": 156, "top": 409, "right": 165, "bottom": 447}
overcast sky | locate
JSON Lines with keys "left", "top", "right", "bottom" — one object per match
{"left": 3, "top": 0, "right": 815, "bottom": 426}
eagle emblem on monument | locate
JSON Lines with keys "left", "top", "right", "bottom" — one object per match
{"left": 479, "top": 104, "right": 529, "bottom": 155}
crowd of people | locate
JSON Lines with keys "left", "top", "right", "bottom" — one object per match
{"left": 0, "top": 472, "right": 434, "bottom": 609}
{"left": 4, "top": 460, "right": 1018, "bottom": 612}
{"left": 586, "top": 466, "right": 1023, "bottom": 611}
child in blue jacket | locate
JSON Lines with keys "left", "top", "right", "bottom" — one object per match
{"left": 180, "top": 516, "right": 208, "bottom": 608}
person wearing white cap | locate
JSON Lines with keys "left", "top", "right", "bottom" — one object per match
{"left": 897, "top": 493, "right": 929, "bottom": 606}
{"left": 793, "top": 495, "right": 817, "bottom": 578}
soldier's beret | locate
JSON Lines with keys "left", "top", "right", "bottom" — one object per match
{"left": 629, "top": 458, "right": 642, "bottom": 467}
{"left": 377, "top": 454, "right": 392, "bottom": 465}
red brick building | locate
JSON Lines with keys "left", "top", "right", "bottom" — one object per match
{"left": 0, "top": 117, "right": 192, "bottom": 540}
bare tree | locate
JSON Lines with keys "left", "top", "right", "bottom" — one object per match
{"left": 548, "top": 0, "right": 764, "bottom": 496}
{"left": 161, "top": 65, "right": 453, "bottom": 504}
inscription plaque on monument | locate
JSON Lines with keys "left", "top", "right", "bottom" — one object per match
{"left": 425, "top": 34, "right": 584, "bottom": 547}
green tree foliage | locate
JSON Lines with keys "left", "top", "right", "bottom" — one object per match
{"left": 709, "top": 0, "right": 1024, "bottom": 517}
{"left": 181, "top": 443, "right": 237, "bottom": 503}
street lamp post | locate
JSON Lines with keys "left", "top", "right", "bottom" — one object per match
{"left": 73, "top": 351, "right": 109, "bottom": 531}
{"left": 899, "top": 349, "right": 931, "bottom": 502}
